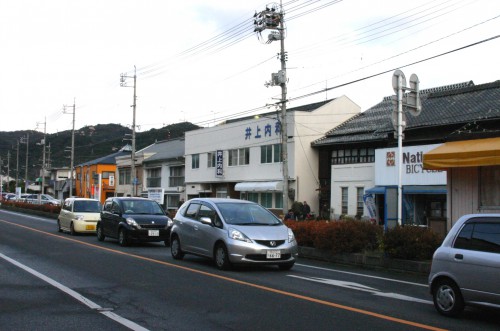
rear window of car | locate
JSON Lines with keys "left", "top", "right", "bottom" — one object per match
{"left": 74, "top": 200, "right": 101, "bottom": 213}
{"left": 454, "top": 218, "right": 500, "bottom": 253}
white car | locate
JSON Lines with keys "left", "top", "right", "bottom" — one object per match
{"left": 24, "top": 193, "right": 61, "bottom": 206}
{"left": 58, "top": 198, "right": 102, "bottom": 235}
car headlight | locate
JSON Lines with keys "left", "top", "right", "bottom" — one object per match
{"left": 166, "top": 218, "right": 173, "bottom": 228}
{"left": 126, "top": 217, "right": 141, "bottom": 229}
{"left": 288, "top": 228, "right": 296, "bottom": 243}
{"left": 76, "top": 215, "right": 85, "bottom": 221}
{"left": 228, "top": 228, "right": 252, "bottom": 243}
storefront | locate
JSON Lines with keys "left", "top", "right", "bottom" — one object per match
{"left": 364, "top": 144, "right": 447, "bottom": 233}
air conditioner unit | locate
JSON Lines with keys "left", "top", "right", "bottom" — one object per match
{"left": 176, "top": 186, "right": 185, "bottom": 192}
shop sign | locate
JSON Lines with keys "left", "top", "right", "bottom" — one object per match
{"left": 216, "top": 150, "right": 223, "bottom": 177}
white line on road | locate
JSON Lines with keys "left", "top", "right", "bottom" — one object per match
{"left": 295, "top": 263, "right": 428, "bottom": 287}
{"left": 0, "top": 253, "right": 149, "bottom": 331}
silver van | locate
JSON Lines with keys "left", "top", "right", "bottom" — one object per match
{"left": 429, "top": 214, "right": 500, "bottom": 316}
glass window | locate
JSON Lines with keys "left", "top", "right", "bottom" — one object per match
{"left": 228, "top": 148, "right": 249, "bottom": 166}
{"left": 480, "top": 166, "right": 500, "bottom": 209}
{"left": 275, "top": 193, "right": 283, "bottom": 209}
{"left": 207, "top": 152, "right": 216, "bottom": 168}
{"left": 169, "top": 166, "right": 184, "bottom": 187}
{"left": 273, "top": 144, "right": 282, "bottom": 162}
{"left": 118, "top": 168, "right": 131, "bottom": 185}
{"left": 261, "top": 145, "right": 273, "bottom": 164}
{"left": 191, "top": 154, "right": 200, "bottom": 169}
{"left": 261, "top": 193, "right": 272, "bottom": 208}
{"left": 247, "top": 193, "right": 259, "bottom": 203}
{"left": 185, "top": 203, "right": 200, "bottom": 219}
{"left": 341, "top": 187, "right": 348, "bottom": 215}
{"left": 356, "top": 187, "right": 364, "bottom": 216}
{"left": 455, "top": 221, "right": 500, "bottom": 253}
{"left": 147, "top": 167, "right": 162, "bottom": 187}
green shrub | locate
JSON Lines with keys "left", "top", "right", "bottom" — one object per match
{"left": 382, "top": 226, "right": 443, "bottom": 260}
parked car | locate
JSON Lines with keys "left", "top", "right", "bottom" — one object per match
{"left": 23, "top": 193, "right": 61, "bottom": 206}
{"left": 97, "top": 197, "right": 172, "bottom": 247}
{"left": 58, "top": 198, "right": 102, "bottom": 235}
{"left": 429, "top": 214, "right": 500, "bottom": 317}
{"left": 170, "top": 198, "right": 298, "bottom": 270}
{"left": 4, "top": 193, "right": 16, "bottom": 201}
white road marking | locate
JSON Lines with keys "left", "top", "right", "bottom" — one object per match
{"left": 0, "top": 253, "right": 150, "bottom": 331}
{"left": 288, "top": 275, "right": 432, "bottom": 304}
{"left": 295, "top": 263, "right": 428, "bottom": 287}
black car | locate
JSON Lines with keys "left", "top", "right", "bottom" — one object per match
{"left": 97, "top": 197, "right": 172, "bottom": 247}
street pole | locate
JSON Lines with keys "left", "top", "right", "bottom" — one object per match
{"left": 64, "top": 99, "right": 76, "bottom": 197}
{"left": 24, "top": 133, "right": 29, "bottom": 193}
{"left": 397, "top": 75, "right": 403, "bottom": 226}
{"left": 120, "top": 66, "right": 137, "bottom": 197}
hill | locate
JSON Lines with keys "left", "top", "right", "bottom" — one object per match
{"left": 0, "top": 122, "right": 200, "bottom": 182}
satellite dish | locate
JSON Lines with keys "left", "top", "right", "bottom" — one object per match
{"left": 392, "top": 70, "right": 406, "bottom": 94}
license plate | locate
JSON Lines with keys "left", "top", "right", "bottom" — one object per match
{"left": 86, "top": 225, "right": 95, "bottom": 230}
{"left": 148, "top": 230, "right": 160, "bottom": 236}
{"left": 266, "top": 250, "right": 281, "bottom": 259}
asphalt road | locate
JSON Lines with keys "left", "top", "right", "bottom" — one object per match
{"left": 1, "top": 209, "right": 499, "bottom": 331}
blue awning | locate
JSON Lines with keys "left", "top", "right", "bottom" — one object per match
{"left": 365, "top": 186, "right": 386, "bottom": 194}
{"left": 403, "top": 185, "right": 447, "bottom": 194}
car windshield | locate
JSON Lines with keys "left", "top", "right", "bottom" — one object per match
{"left": 121, "top": 200, "right": 165, "bottom": 215}
{"left": 217, "top": 202, "right": 282, "bottom": 226}
{"left": 74, "top": 200, "right": 101, "bottom": 213}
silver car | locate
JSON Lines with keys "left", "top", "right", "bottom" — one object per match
{"left": 429, "top": 214, "right": 500, "bottom": 316}
{"left": 170, "top": 198, "right": 298, "bottom": 270}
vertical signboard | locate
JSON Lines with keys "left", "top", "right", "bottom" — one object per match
{"left": 216, "top": 150, "right": 223, "bottom": 177}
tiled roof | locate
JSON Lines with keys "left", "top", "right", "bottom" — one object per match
{"left": 313, "top": 80, "right": 500, "bottom": 146}
{"left": 77, "top": 149, "right": 131, "bottom": 167}
{"left": 142, "top": 138, "right": 185, "bottom": 163}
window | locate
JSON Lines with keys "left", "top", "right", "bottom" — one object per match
{"left": 356, "top": 187, "right": 364, "bottom": 216}
{"left": 261, "top": 145, "right": 273, "bottom": 163}
{"left": 207, "top": 152, "right": 216, "bottom": 168}
{"left": 119, "top": 168, "right": 131, "bottom": 185}
{"left": 247, "top": 193, "right": 259, "bottom": 203}
{"left": 216, "top": 187, "right": 228, "bottom": 198}
{"left": 454, "top": 220, "right": 500, "bottom": 253}
{"left": 228, "top": 148, "right": 249, "bottom": 166}
{"left": 332, "top": 148, "right": 375, "bottom": 165}
{"left": 147, "top": 167, "right": 161, "bottom": 187}
{"left": 260, "top": 144, "right": 282, "bottom": 164}
{"left": 191, "top": 154, "right": 200, "bottom": 169}
{"left": 274, "top": 193, "right": 283, "bottom": 209}
{"left": 261, "top": 193, "right": 272, "bottom": 208}
{"left": 169, "top": 166, "right": 184, "bottom": 187}
{"left": 480, "top": 166, "right": 500, "bottom": 209}
{"left": 341, "top": 187, "right": 348, "bottom": 215}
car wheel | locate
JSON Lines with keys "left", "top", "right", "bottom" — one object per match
{"left": 118, "top": 228, "right": 129, "bottom": 247}
{"left": 170, "top": 235, "right": 184, "bottom": 260}
{"left": 70, "top": 222, "right": 76, "bottom": 236}
{"left": 96, "top": 224, "right": 105, "bottom": 241}
{"left": 433, "top": 278, "right": 465, "bottom": 317}
{"left": 214, "top": 243, "right": 232, "bottom": 270}
{"left": 278, "top": 262, "right": 295, "bottom": 271}
{"left": 57, "top": 219, "right": 63, "bottom": 233}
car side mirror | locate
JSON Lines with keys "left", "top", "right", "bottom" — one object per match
{"left": 200, "top": 216, "right": 213, "bottom": 226}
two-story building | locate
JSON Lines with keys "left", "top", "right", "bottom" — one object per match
{"left": 184, "top": 97, "right": 361, "bottom": 216}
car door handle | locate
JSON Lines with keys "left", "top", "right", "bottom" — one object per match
{"left": 454, "top": 254, "right": 463, "bottom": 260}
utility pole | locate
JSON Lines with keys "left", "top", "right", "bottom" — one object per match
{"left": 120, "top": 66, "right": 137, "bottom": 196}
{"left": 64, "top": 99, "right": 76, "bottom": 197}
{"left": 37, "top": 118, "right": 47, "bottom": 195}
{"left": 16, "top": 141, "right": 19, "bottom": 191}
{"left": 254, "top": 2, "right": 289, "bottom": 215}
{"left": 20, "top": 133, "right": 29, "bottom": 193}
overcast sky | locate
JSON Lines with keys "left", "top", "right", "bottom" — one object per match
{"left": 1, "top": 0, "right": 499, "bottom": 134}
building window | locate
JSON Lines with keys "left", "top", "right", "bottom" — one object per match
{"left": 341, "top": 187, "right": 348, "bottom": 215}
{"left": 207, "top": 152, "right": 216, "bottom": 168}
{"left": 216, "top": 187, "right": 227, "bottom": 198}
{"left": 247, "top": 193, "right": 259, "bottom": 203}
{"left": 119, "top": 168, "right": 131, "bottom": 185}
{"left": 169, "top": 166, "right": 184, "bottom": 187}
{"left": 166, "top": 194, "right": 180, "bottom": 210}
{"left": 228, "top": 148, "right": 249, "bottom": 166}
{"left": 356, "top": 187, "right": 364, "bottom": 216}
{"left": 274, "top": 144, "right": 282, "bottom": 162}
{"left": 261, "top": 193, "right": 272, "bottom": 208}
{"left": 332, "top": 148, "right": 375, "bottom": 165}
{"left": 192, "top": 154, "right": 200, "bottom": 169}
{"left": 274, "top": 193, "right": 283, "bottom": 209}
{"left": 480, "top": 166, "right": 500, "bottom": 209}
{"left": 147, "top": 167, "right": 162, "bottom": 187}
{"left": 261, "top": 145, "right": 273, "bottom": 164}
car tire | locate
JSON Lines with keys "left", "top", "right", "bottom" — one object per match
{"left": 70, "top": 222, "right": 76, "bottom": 236}
{"left": 214, "top": 243, "right": 232, "bottom": 270}
{"left": 57, "top": 219, "right": 63, "bottom": 233}
{"left": 96, "top": 224, "right": 105, "bottom": 241}
{"left": 170, "top": 235, "right": 184, "bottom": 260}
{"left": 278, "top": 262, "right": 295, "bottom": 271}
{"left": 432, "top": 278, "right": 465, "bottom": 317}
{"left": 118, "top": 228, "right": 129, "bottom": 247}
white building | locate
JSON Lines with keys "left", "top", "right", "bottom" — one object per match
{"left": 184, "top": 97, "right": 360, "bottom": 216}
